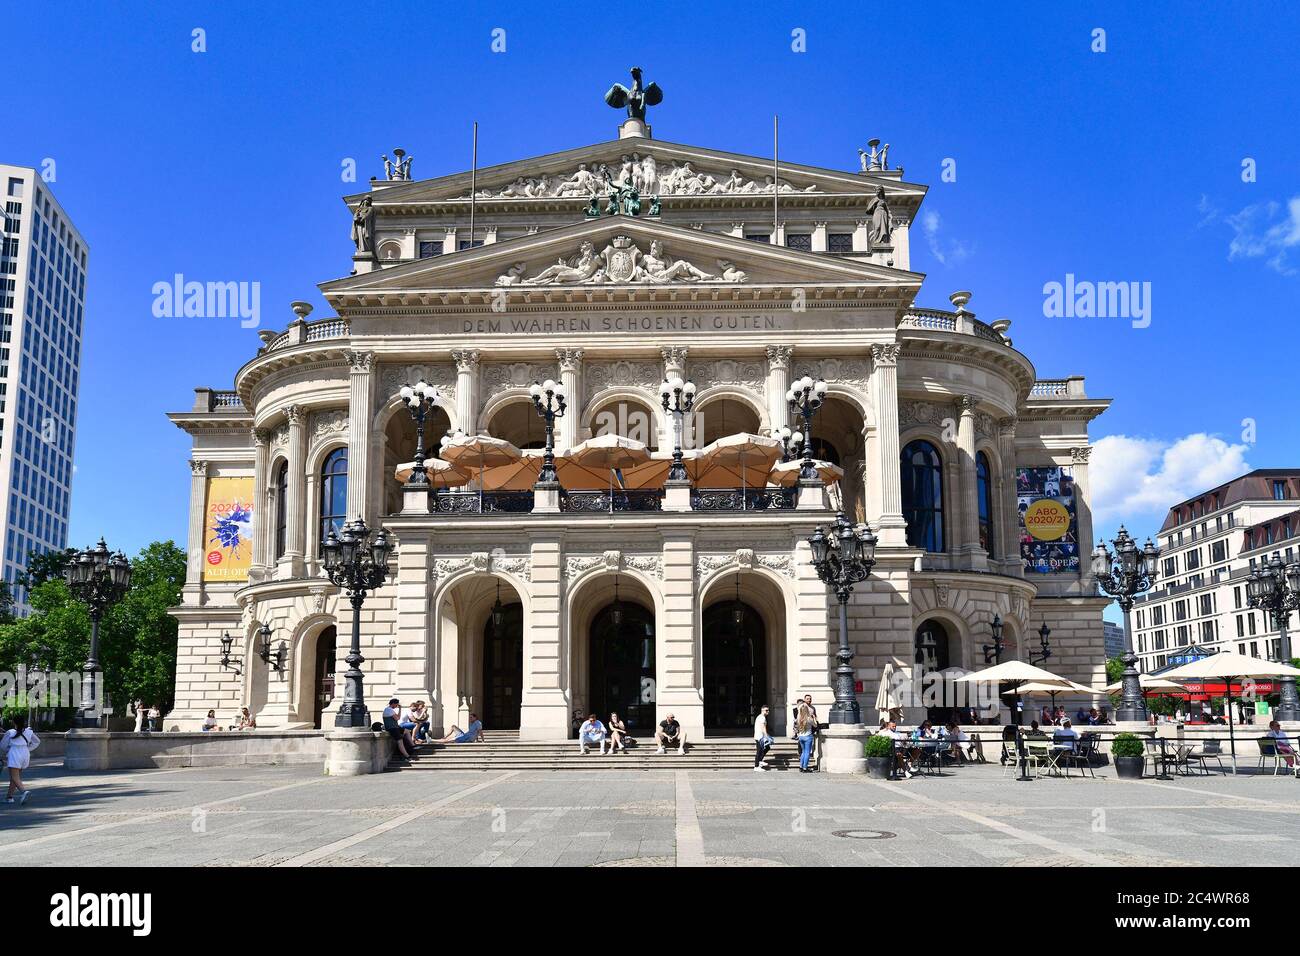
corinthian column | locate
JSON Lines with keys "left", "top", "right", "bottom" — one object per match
{"left": 283, "top": 404, "right": 307, "bottom": 577}
{"left": 556, "top": 348, "right": 583, "bottom": 450}
{"left": 183, "top": 459, "right": 208, "bottom": 600}
{"left": 956, "top": 395, "right": 987, "bottom": 569}
{"left": 345, "top": 350, "right": 373, "bottom": 525}
{"left": 870, "top": 344, "right": 908, "bottom": 546}
{"left": 251, "top": 428, "right": 271, "bottom": 581}
{"left": 765, "top": 345, "right": 794, "bottom": 435}
{"left": 450, "top": 349, "right": 480, "bottom": 436}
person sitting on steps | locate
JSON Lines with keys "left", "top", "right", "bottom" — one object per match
{"left": 438, "top": 714, "right": 484, "bottom": 744}
{"left": 578, "top": 714, "right": 607, "bottom": 754}
{"left": 656, "top": 713, "right": 686, "bottom": 755}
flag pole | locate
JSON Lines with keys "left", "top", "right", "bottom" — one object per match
{"left": 469, "top": 122, "right": 479, "bottom": 250}
{"left": 773, "top": 114, "right": 779, "bottom": 243}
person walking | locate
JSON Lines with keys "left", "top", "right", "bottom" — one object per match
{"left": 753, "top": 705, "right": 773, "bottom": 771}
{"left": 1, "top": 716, "right": 40, "bottom": 805}
{"left": 796, "top": 703, "right": 816, "bottom": 773}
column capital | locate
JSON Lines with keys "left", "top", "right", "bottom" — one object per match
{"left": 252, "top": 427, "right": 271, "bottom": 447}
{"left": 189, "top": 459, "right": 208, "bottom": 477}
{"left": 765, "top": 344, "right": 795, "bottom": 370}
{"left": 344, "top": 349, "right": 374, "bottom": 373}
{"left": 998, "top": 415, "right": 1018, "bottom": 437}
{"left": 286, "top": 404, "right": 305, "bottom": 426}
{"left": 555, "top": 347, "right": 584, "bottom": 372}
{"left": 660, "top": 346, "right": 689, "bottom": 368}
{"left": 1071, "top": 445, "right": 1093, "bottom": 464}
{"left": 957, "top": 394, "right": 978, "bottom": 413}
{"left": 870, "top": 343, "right": 901, "bottom": 367}
{"left": 451, "top": 348, "right": 481, "bottom": 372}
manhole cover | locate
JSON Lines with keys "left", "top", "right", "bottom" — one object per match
{"left": 832, "top": 829, "right": 896, "bottom": 840}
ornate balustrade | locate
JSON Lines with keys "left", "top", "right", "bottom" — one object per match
{"left": 559, "top": 489, "right": 664, "bottom": 513}
{"left": 690, "top": 487, "right": 797, "bottom": 512}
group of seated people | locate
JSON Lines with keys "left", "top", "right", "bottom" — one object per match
{"left": 873, "top": 719, "right": 984, "bottom": 777}
{"left": 575, "top": 712, "right": 686, "bottom": 754}
{"left": 381, "top": 698, "right": 485, "bottom": 760}
{"left": 1047, "top": 706, "right": 1111, "bottom": 726}
{"left": 200, "top": 707, "right": 256, "bottom": 732}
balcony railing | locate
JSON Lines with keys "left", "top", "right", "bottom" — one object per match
{"left": 432, "top": 490, "right": 535, "bottom": 514}
{"left": 559, "top": 489, "right": 664, "bottom": 513}
{"left": 691, "top": 487, "right": 797, "bottom": 511}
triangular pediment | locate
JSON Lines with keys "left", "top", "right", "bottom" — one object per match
{"left": 348, "top": 138, "right": 924, "bottom": 210}
{"left": 321, "top": 217, "right": 923, "bottom": 307}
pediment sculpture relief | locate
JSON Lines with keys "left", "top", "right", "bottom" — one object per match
{"left": 494, "top": 236, "right": 748, "bottom": 286}
{"left": 464, "top": 157, "right": 819, "bottom": 200}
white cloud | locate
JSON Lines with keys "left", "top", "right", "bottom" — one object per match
{"left": 1089, "top": 433, "right": 1251, "bottom": 526}
{"left": 1201, "top": 195, "right": 1300, "bottom": 276}
{"left": 920, "top": 209, "right": 972, "bottom": 267}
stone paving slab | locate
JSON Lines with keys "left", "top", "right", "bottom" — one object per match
{"left": 2, "top": 762, "right": 1297, "bottom": 867}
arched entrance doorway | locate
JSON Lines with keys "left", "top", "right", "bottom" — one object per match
{"left": 481, "top": 597, "right": 523, "bottom": 729}
{"left": 312, "top": 625, "right": 337, "bottom": 729}
{"left": 588, "top": 597, "right": 656, "bottom": 731}
{"left": 915, "top": 619, "right": 954, "bottom": 724}
{"left": 702, "top": 599, "right": 767, "bottom": 732}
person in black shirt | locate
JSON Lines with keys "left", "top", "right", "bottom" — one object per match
{"left": 656, "top": 713, "right": 687, "bottom": 754}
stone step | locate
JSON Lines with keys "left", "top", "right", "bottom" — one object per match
{"left": 390, "top": 739, "right": 804, "bottom": 771}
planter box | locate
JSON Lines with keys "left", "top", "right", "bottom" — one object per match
{"left": 866, "top": 755, "right": 893, "bottom": 779}
{"left": 1114, "top": 755, "right": 1144, "bottom": 779}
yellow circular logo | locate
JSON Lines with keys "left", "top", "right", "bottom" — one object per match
{"left": 1024, "top": 499, "right": 1070, "bottom": 541}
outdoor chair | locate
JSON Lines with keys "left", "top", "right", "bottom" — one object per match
{"left": 1026, "top": 741, "right": 1054, "bottom": 777}
{"left": 1062, "top": 737, "right": 1097, "bottom": 778}
{"left": 1257, "top": 739, "right": 1299, "bottom": 777}
{"left": 1185, "top": 738, "right": 1226, "bottom": 775}
{"left": 1002, "top": 739, "right": 1035, "bottom": 778}
{"left": 1143, "top": 737, "right": 1177, "bottom": 777}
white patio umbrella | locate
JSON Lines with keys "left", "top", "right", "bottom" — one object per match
{"left": 392, "top": 458, "right": 471, "bottom": 488}
{"left": 1157, "top": 651, "right": 1300, "bottom": 773}
{"left": 440, "top": 433, "right": 523, "bottom": 510}
{"left": 956, "top": 660, "right": 1075, "bottom": 727}
{"left": 693, "top": 433, "right": 782, "bottom": 508}
{"left": 566, "top": 434, "right": 653, "bottom": 513}
{"left": 768, "top": 458, "right": 844, "bottom": 487}
{"left": 1101, "top": 674, "right": 1185, "bottom": 694}
{"left": 1011, "top": 678, "right": 1107, "bottom": 719}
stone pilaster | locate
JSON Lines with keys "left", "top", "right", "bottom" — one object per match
{"left": 556, "top": 348, "right": 583, "bottom": 450}
{"left": 791, "top": 536, "right": 835, "bottom": 708}
{"left": 659, "top": 536, "right": 702, "bottom": 740}
{"left": 998, "top": 417, "right": 1021, "bottom": 569}
{"left": 281, "top": 405, "right": 306, "bottom": 577}
{"left": 345, "top": 350, "right": 373, "bottom": 525}
{"left": 183, "top": 459, "right": 208, "bottom": 601}
{"left": 870, "top": 344, "right": 907, "bottom": 546}
{"left": 251, "top": 428, "right": 271, "bottom": 581}
{"left": 393, "top": 531, "right": 434, "bottom": 715}
{"left": 956, "top": 395, "right": 987, "bottom": 570}
{"left": 451, "top": 348, "right": 480, "bottom": 436}
{"left": 1071, "top": 445, "right": 1095, "bottom": 590}
{"left": 520, "top": 539, "right": 568, "bottom": 738}
{"left": 765, "top": 345, "right": 793, "bottom": 436}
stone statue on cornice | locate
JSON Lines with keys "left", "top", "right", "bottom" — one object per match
{"left": 351, "top": 196, "right": 375, "bottom": 254}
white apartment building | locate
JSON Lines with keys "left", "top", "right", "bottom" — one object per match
{"left": 1132, "top": 469, "right": 1300, "bottom": 671}
{"left": 0, "top": 166, "right": 85, "bottom": 614}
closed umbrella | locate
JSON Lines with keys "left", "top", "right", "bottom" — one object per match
{"left": 875, "top": 661, "right": 903, "bottom": 720}
{"left": 1158, "top": 651, "right": 1300, "bottom": 773}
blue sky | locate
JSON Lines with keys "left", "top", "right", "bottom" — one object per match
{"left": 7, "top": 1, "right": 1300, "bottom": 556}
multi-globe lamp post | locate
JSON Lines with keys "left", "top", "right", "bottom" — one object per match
{"left": 529, "top": 379, "right": 567, "bottom": 486}
{"left": 322, "top": 519, "right": 393, "bottom": 727}
{"left": 774, "top": 425, "right": 804, "bottom": 463}
{"left": 399, "top": 379, "right": 440, "bottom": 486}
{"left": 64, "top": 539, "right": 133, "bottom": 728}
{"left": 659, "top": 375, "right": 696, "bottom": 481}
{"left": 1091, "top": 526, "right": 1160, "bottom": 722}
{"left": 1245, "top": 553, "right": 1300, "bottom": 722}
{"left": 786, "top": 375, "right": 828, "bottom": 481}
{"left": 808, "top": 512, "right": 878, "bottom": 725}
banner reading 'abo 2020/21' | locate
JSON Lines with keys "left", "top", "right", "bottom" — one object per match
{"left": 1017, "top": 466, "right": 1079, "bottom": 574}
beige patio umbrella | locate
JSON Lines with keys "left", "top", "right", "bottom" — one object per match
{"left": 392, "top": 458, "right": 471, "bottom": 488}
{"left": 692, "top": 433, "right": 782, "bottom": 507}
{"left": 768, "top": 458, "right": 844, "bottom": 487}
{"left": 1157, "top": 651, "right": 1300, "bottom": 772}
{"left": 956, "top": 660, "right": 1075, "bottom": 730}
{"left": 478, "top": 449, "right": 614, "bottom": 492}
{"left": 566, "top": 434, "right": 653, "bottom": 513}
{"left": 1101, "top": 674, "right": 1185, "bottom": 694}
{"left": 1011, "top": 678, "right": 1107, "bottom": 719}
{"left": 439, "top": 433, "right": 524, "bottom": 509}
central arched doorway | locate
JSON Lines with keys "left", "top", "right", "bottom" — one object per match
{"left": 482, "top": 600, "right": 524, "bottom": 729}
{"left": 588, "top": 599, "right": 656, "bottom": 731}
{"left": 914, "top": 619, "right": 953, "bottom": 724}
{"left": 312, "top": 625, "right": 337, "bottom": 729}
{"left": 703, "top": 600, "right": 767, "bottom": 732}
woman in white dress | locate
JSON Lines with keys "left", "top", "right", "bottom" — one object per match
{"left": 1, "top": 715, "right": 40, "bottom": 804}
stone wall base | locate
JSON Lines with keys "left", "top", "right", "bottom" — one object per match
{"left": 819, "top": 723, "right": 868, "bottom": 774}
{"left": 62, "top": 730, "right": 329, "bottom": 771}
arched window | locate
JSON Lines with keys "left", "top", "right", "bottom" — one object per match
{"left": 319, "top": 448, "right": 348, "bottom": 551}
{"left": 273, "top": 460, "right": 289, "bottom": 559}
{"left": 976, "top": 451, "right": 994, "bottom": 554}
{"left": 900, "top": 440, "right": 944, "bottom": 552}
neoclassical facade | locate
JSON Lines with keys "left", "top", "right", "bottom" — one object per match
{"left": 168, "top": 106, "right": 1110, "bottom": 737}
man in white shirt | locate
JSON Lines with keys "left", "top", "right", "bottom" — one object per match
{"left": 753, "top": 705, "right": 772, "bottom": 771}
{"left": 578, "top": 714, "right": 607, "bottom": 755}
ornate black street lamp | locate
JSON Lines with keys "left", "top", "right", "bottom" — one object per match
{"left": 787, "top": 375, "right": 828, "bottom": 481}
{"left": 1028, "top": 622, "right": 1053, "bottom": 665}
{"left": 257, "top": 622, "right": 288, "bottom": 673}
{"left": 659, "top": 375, "right": 696, "bottom": 481}
{"left": 529, "top": 379, "right": 567, "bottom": 486}
{"left": 983, "top": 613, "right": 1005, "bottom": 665}
{"left": 808, "top": 512, "right": 878, "bottom": 725}
{"left": 64, "top": 539, "right": 132, "bottom": 728}
{"left": 775, "top": 425, "right": 804, "bottom": 463}
{"left": 1092, "top": 526, "right": 1160, "bottom": 722}
{"left": 399, "top": 379, "right": 440, "bottom": 486}
{"left": 322, "top": 518, "right": 393, "bottom": 728}
{"left": 1246, "top": 553, "right": 1300, "bottom": 721}
{"left": 219, "top": 631, "right": 243, "bottom": 676}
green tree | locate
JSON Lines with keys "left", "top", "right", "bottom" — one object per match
{"left": 19, "top": 547, "right": 74, "bottom": 588}
{"left": 100, "top": 541, "right": 187, "bottom": 714}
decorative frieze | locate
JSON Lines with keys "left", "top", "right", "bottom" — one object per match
{"left": 584, "top": 359, "right": 661, "bottom": 400}
{"left": 563, "top": 549, "right": 662, "bottom": 581}
{"left": 696, "top": 548, "right": 795, "bottom": 580}
{"left": 379, "top": 363, "right": 457, "bottom": 397}
{"left": 462, "top": 159, "right": 821, "bottom": 200}
{"left": 792, "top": 358, "right": 870, "bottom": 392}
{"left": 311, "top": 410, "right": 349, "bottom": 441}
{"left": 432, "top": 551, "right": 532, "bottom": 583}
{"left": 690, "top": 358, "right": 766, "bottom": 393}
{"left": 482, "top": 361, "right": 558, "bottom": 390}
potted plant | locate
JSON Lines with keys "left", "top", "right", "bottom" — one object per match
{"left": 865, "top": 734, "right": 895, "bottom": 778}
{"left": 1111, "top": 732, "right": 1145, "bottom": 779}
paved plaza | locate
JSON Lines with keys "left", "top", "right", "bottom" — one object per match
{"left": 1, "top": 758, "right": 1297, "bottom": 867}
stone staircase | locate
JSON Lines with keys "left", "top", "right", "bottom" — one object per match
{"left": 390, "top": 729, "right": 803, "bottom": 771}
